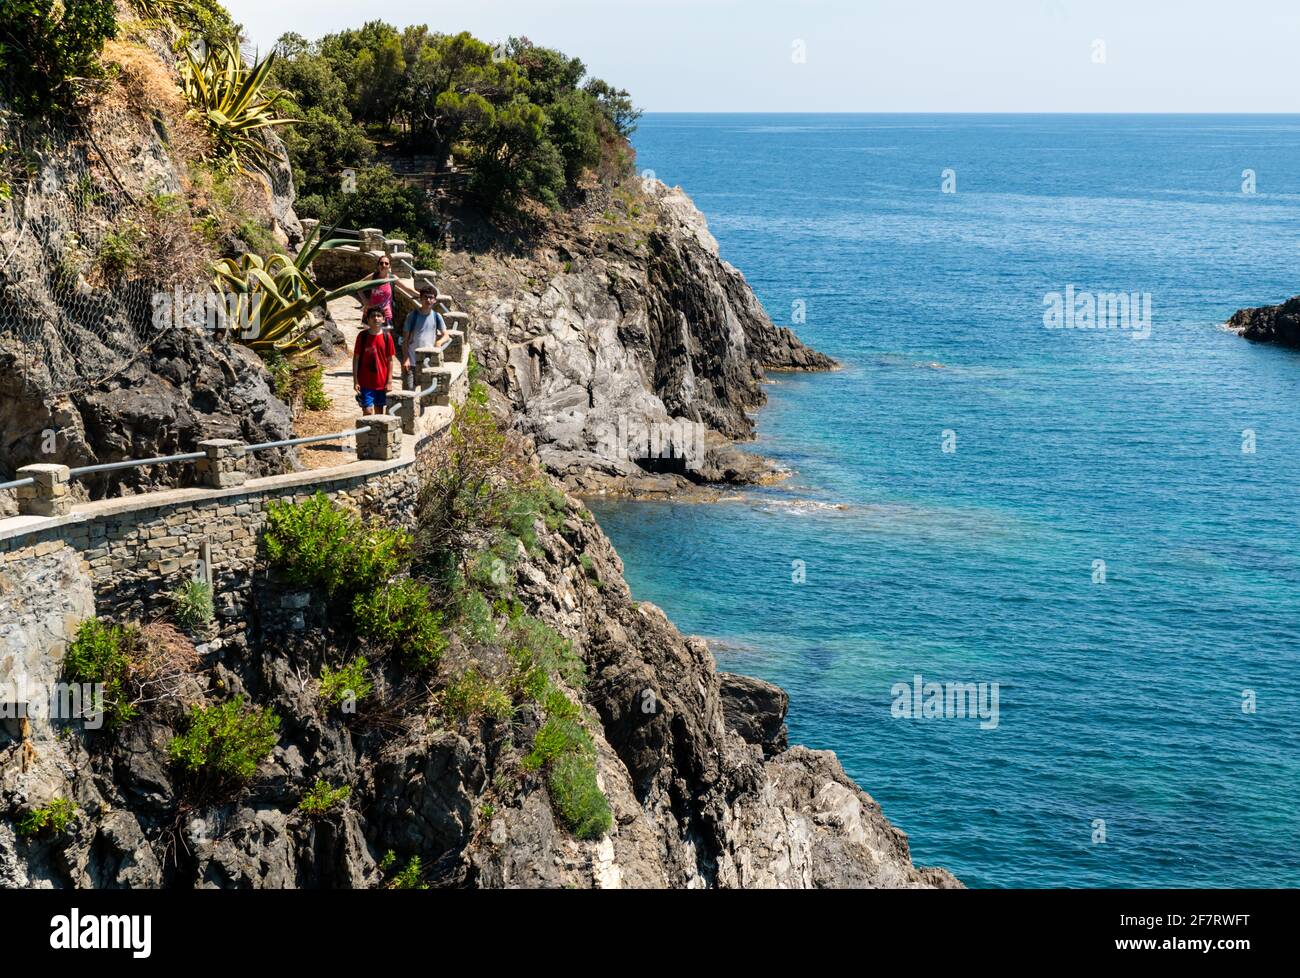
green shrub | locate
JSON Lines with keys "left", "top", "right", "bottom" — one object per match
{"left": 503, "top": 482, "right": 568, "bottom": 554}
{"left": 523, "top": 714, "right": 590, "bottom": 772}
{"left": 389, "top": 854, "right": 428, "bottom": 890}
{"left": 171, "top": 578, "right": 214, "bottom": 632}
{"left": 264, "top": 492, "right": 356, "bottom": 592}
{"left": 17, "top": 798, "right": 79, "bottom": 837}
{"left": 548, "top": 752, "right": 612, "bottom": 840}
{"left": 301, "top": 365, "right": 330, "bottom": 410}
{"left": 442, "top": 669, "right": 512, "bottom": 722}
{"left": 63, "top": 619, "right": 138, "bottom": 727}
{"left": 352, "top": 578, "right": 447, "bottom": 669}
{"left": 0, "top": 0, "right": 117, "bottom": 113}
{"left": 297, "top": 779, "right": 351, "bottom": 816}
{"left": 319, "top": 656, "right": 372, "bottom": 707}
{"left": 95, "top": 225, "right": 143, "bottom": 281}
{"left": 507, "top": 614, "right": 584, "bottom": 691}
{"left": 167, "top": 698, "right": 280, "bottom": 784}
{"left": 264, "top": 493, "right": 409, "bottom": 597}
{"left": 349, "top": 524, "right": 412, "bottom": 589}
{"left": 236, "top": 217, "right": 279, "bottom": 258}
{"left": 579, "top": 553, "right": 601, "bottom": 588}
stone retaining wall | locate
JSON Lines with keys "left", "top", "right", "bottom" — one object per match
{"left": 0, "top": 437, "right": 435, "bottom": 633}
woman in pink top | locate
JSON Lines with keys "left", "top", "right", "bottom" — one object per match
{"left": 361, "top": 255, "right": 419, "bottom": 330}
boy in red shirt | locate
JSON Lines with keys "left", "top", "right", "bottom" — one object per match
{"left": 353, "top": 308, "right": 397, "bottom": 415}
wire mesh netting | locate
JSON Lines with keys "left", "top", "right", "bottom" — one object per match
{"left": 0, "top": 120, "right": 172, "bottom": 397}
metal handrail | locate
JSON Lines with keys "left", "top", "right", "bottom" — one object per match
{"left": 69, "top": 453, "right": 206, "bottom": 477}
{"left": 17, "top": 426, "right": 378, "bottom": 486}
{"left": 246, "top": 427, "right": 371, "bottom": 453}
{"left": 2, "top": 289, "right": 468, "bottom": 502}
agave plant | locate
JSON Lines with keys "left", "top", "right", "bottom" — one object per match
{"left": 180, "top": 41, "right": 295, "bottom": 175}
{"left": 210, "top": 224, "right": 389, "bottom": 356}
{"left": 129, "top": 0, "right": 191, "bottom": 18}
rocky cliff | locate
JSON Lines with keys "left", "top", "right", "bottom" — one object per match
{"left": 0, "top": 427, "right": 957, "bottom": 888}
{"left": 437, "top": 180, "right": 835, "bottom": 497}
{"left": 0, "top": 31, "right": 301, "bottom": 512}
{"left": 1225, "top": 295, "right": 1300, "bottom": 348}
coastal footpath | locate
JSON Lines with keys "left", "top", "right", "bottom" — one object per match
{"left": 0, "top": 3, "right": 957, "bottom": 888}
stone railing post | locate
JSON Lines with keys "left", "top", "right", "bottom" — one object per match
{"left": 391, "top": 251, "right": 415, "bottom": 279}
{"left": 361, "top": 227, "right": 385, "bottom": 253}
{"left": 383, "top": 238, "right": 406, "bottom": 255}
{"left": 443, "top": 310, "right": 470, "bottom": 339}
{"left": 356, "top": 415, "right": 402, "bottom": 461}
{"left": 301, "top": 218, "right": 320, "bottom": 239}
{"left": 414, "top": 269, "right": 437, "bottom": 293}
{"left": 413, "top": 347, "right": 442, "bottom": 393}
{"left": 430, "top": 368, "right": 453, "bottom": 406}
{"left": 434, "top": 292, "right": 454, "bottom": 315}
{"left": 196, "top": 439, "right": 247, "bottom": 488}
{"left": 388, "top": 391, "right": 420, "bottom": 435}
{"left": 444, "top": 330, "right": 465, "bottom": 364}
{"left": 15, "top": 463, "right": 71, "bottom": 517}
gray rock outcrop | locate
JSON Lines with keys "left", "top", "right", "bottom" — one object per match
{"left": 439, "top": 181, "right": 835, "bottom": 496}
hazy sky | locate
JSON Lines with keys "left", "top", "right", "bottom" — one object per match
{"left": 223, "top": 0, "right": 1300, "bottom": 113}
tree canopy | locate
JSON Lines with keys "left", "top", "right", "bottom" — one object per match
{"left": 269, "top": 24, "right": 641, "bottom": 215}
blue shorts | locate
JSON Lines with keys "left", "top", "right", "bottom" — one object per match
{"left": 359, "top": 388, "right": 387, "bottom": 410}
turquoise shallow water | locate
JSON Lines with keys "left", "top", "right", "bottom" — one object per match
{"left": 589, "top": 114, "right": 1300, "bottom": 888}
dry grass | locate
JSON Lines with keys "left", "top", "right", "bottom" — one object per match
{"left": 97, "top": 38, "right": 212, "bottom": 171}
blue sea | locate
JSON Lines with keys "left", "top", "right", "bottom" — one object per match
{"left": 589, "top": 114, "right": 1300, "bottom": 888}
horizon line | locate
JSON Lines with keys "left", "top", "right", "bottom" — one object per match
{"left": 638, "top": 110, "right": 1300, "bottom": 116}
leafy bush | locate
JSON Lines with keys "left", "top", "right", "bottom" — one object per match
{"left": 351, "top": 578, "right": 447, "bottom": 669}
{"left": 17, "top": 798, "right": 79, "bottom": 838}
{"left": 579, "top": 553, "right": 601, "bottom": 588}
{"left": 548, "top": 752, "right": 612, "bottom": 840}
{"left": 265, "top": 354, "right": 330, "bottom": 411}
{"left": 319, "top": 656, "right": 373, "bottom": 707}
{"left": 264, "top": 492, "right": 357, "bottom": 592}
{"left": 167, "top": 698, "right": 280, "bottom": 784}
{"left": 442, "top": 669, "right": 512, "bottom": 722}
{"left": 523, "top": 714, "right": 591, "bottom": 772}
{"left": 63, "top": 619, "right": 138, "bottom": 727}
{"left": 171, "top": 578, "right": 215, "bottom": 632}
{"left": 301, "top": 365, "right": 330, "bottom": 410}
{"left": 95, "top": 225, "right": 144, "bottom": 281}
{"left": 0, "top": 0, "right": 117, "bottom": 113}
{"left": 506, "top": 613, "right": 584, "bottom": 691}
{"left": 264, "top": 491, "right": 409, "bottom": 596}
{"left": 297, "top": 779, "right": 351, "bottom": 816}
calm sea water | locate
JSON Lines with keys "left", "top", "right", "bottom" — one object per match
{"left": 590, "top": 115, "right": 1300, "bottom": 888}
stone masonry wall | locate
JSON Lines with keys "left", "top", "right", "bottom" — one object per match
{"left": 0, "top": 432, "right": 442, "bottom": 675}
